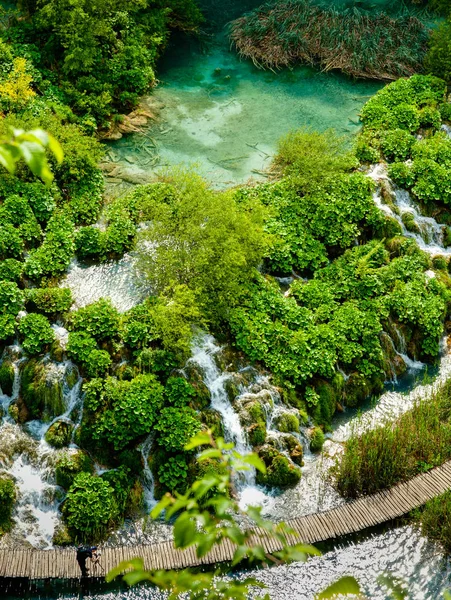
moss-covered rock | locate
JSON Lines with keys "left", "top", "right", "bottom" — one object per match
{"left": 52, "top": 523, "right": 73, "bottom": 546}
{"left": 0, "top": 475, "right": 16, "bottom": 535}
{"left": 344, "top": 372, "right": 372, "bottom": 408}
{"left": 0, "top": 361, "right": 15, "bottom": 396}
{"left": 45, "top": 420, "right": 74, "bottom": 448}
{"left": 248, "top": 422, "right": 266, "bottom": 446}
{"left": 20, "top": 360, "right": 64, "bottom": 421}
{"left": 55, "top": 450, "right": 94, "bottom": 490}
{"left": 433, "top": 255, "right": 448, "bottom": 271}
{"left": 280, "top": 434, "right": 304, "bottom": 466}
{"left": 274, "top": 411, "right": 300, "bottom": 433}
{"left": 200, "top": 408, "right": 224, "bottom": 438}
{"left": 401, "top": 212, "right": 420, "bottom": 234}
{"left": 309, "top": 427, "right": 325, "bottom": 453}
{"left": 312, "top": 380, "right": 338, "bottom": 426}
{"left": 256, "top": 445, "right": 301, "bottom": 487}
{"left": 65, "top": 365, "right": 79, "bottom": 389}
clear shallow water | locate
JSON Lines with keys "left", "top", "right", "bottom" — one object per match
{"left": 106, "top": 32, "right": 382, "bottom": 189}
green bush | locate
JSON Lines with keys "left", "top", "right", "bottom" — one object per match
{"left": 0, "top": 476, "right": 16, "bottom": 533}
{"left": 25, "top": 287, "right": 72, "bottom": 315}
{"left": 164, "top": 377, "right": 197, "bottom": 407}
{"left": 0, "top": 223, "right": 24, "bottom": 259}
{"left": 0, "top": 259, "right": 23, "bottom": 282}
{"left": 18, "top": 313, "right": 55, "bottom": 355}
{"left": 55, "top": 450, "right": 94, "bottom": 490}
{"left": 155, "top": 406, "right": 201, "bottom": 452}
{"left": 62, "top": 472, "right": 118, "bottom": 542}
{"left": 158, "top": 454, "right": 189, "bottom": 493}
{"left": 424, "top": 19, "right": 451, "bottom": 86}
{"left": 379, "top": 129, "right": 415, "bottom": 162}
{"left": 0, "top": 281, "right": 24, "bottom": 315}
{"left": 75, "top": 227, "right": 105, "bottom": 261}
{"left": 69, "top": 298, "right": 120, "bottom": 341}
{"left": 84, "top": 349, "right": 112, "bottom": 378}
{"left": 66, "top": 331, "right": 97, "bottom": 364}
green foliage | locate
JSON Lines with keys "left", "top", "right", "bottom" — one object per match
{"left": 84, "top": 349, "right": 112, "bottom": 378}
{"left": 0, "top": 258, "right": 22, "bottom": 282}
{"left": 0, "top": 476, "right": 16, "bottom": 534}
{"left": 421, "top": 490, "right": 451, "bottom": 552}
{"left": 424, "top": 18, "right": 451, "bottom": 86}
{"left": 155, "top": 406, "right": 201, "bottom": 451}
{"left": 24, "top": 210, "right": 75, "bottom": 280}
{"left": 158, "top": 454, "right": 189, "bottom": 492}
{"left": 85, "top": 374, "right": 165, "bottom": 451}
{"left": 165, "top": 377, "right": 197, "bottom": 407}
{"left": 379, "top": 129, "right": 416, "bottom": 162}
{"left": 18, "top": 313, "right": 55, "bottom": 355}
{"left": 55, "top": 450, "right": 94, "bottom": 490}
{"left": 69, "top": 298, "right": 120, "bottom": 341}
{"left": 137, "top": 169, "right": 267, "bottom": 323}
{"left": 25, "top": 287, "right": 72, "bottom": 315}
{"left": 334, "top": 379, "right": 451, "bottom": 497}
{"left": 0, "top": 280, "right": 23, "bottom": 315}
{"left": 66, "top": 331, "right": 97, "bottom": 364}
{"left": 62, "top": 472, "right": 118, "bottom": 542}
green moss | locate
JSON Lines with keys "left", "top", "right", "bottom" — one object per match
{"left": 20, "top": 360, "right": 64, "bottom": 421}
{"left": 274, "top": 412, "right": 300, "bottom": 433}
{"left": 344, "top": 373, "right": 372, "bottom": 408}
{"left": 312, "top": 381, "right": 337, "bottom": 426}
{"left": 309, "top": 427, "right": 325, "bottom": 453}
{"left": 401, "top": 212, "right": 420, "bottom": 234}
{"left": 256, "top": 446, "right": 301, "bottom": 487}
{"left": 45, "top": 420, "right": 74, "bottom": 448}
{"left": 0, "top": 476, "right": 16, "bottom": 535}
{"left": 432, "top": 256, "right": 448, "bottom": 271}
{"left": 247, "top": 422, "right": 266, "bottom": 446}
{"left": 52, "top": 524, "right": 73, "bottom": 546}
{"left": 200, "top": 409, "right": 224, "bottom": 438}
{"left": 55, "top": 450, "right": 94, "bottom": 490}
{"left": 281, "top": 434, "right": 304, "bottom": 466}
{"left": 0, "top": 361, "right": 14, "bottom": 396}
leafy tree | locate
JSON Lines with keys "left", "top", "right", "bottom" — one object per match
{"left": 137, "top": 169, "right": 267, "bottom": 323}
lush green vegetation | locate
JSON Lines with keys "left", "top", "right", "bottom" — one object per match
{"left": 334, "top": 379, "right": 451, "bottom": 497}
{"left": 0, "top": 476, "right": 16, "bottom": 534}
{"left": 419, "top": 490, "right": 451, "bottom": 552}
{"left": 229, "top": 0, "right": 429, "bottom": 80}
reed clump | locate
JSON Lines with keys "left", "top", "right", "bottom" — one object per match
{"left": 229, "top": 0, "right": 429, "bottom": 80}
{"left": 334, "top": 379, "right": 451, "bottom": 498}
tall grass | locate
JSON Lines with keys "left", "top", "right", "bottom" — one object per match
{"left": 229, "top": 0, "right": 429, "bottom": 80}
{"left": 334, "top": 379, "right": 451, "bottom": 498}
{"left": 420, "top": 491, "right": 451, "bottom": 551}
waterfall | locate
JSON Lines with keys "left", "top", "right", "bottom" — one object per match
{"left": 368, "top": 164, "right": 451, "bottom": 256}
{"left": 189, "top": 334, "right": 251, "bottom": 456}
{"left": 140, "top": 434, "right": 157, "bottom": 511}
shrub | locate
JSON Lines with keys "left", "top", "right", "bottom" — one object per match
{"left": 0, "top": 476, "right": 16, "bottom": 533}
{"left": 379, "top": 129, "right": 415, "bottom": 162}
{"left": 62, "top": 472, "right": 118, "bottom": 542}
{"left": 164, "top": 377, "right": 197, "bottom": 407}
{"left": 18, "top": 313, "right": 55, "bottom": 355}
{"left": 74, "top": 227, "right": 105, "bottom": 261}
{"left": 25, "top": 287, "right": 72, "bottom": 315}
{"left": 0, "top": 281, "right": 24, "bottom": 315}
{"left": 158, "top": 454, "right": 189, "bottom": 493}
{"left": 155, "top": 406, "right": 201, "bottom": 452}
{"left": 424, "top": 19, "right": 451, "bottom": 86}
{"left": 69, "top": 298, "right": 120, "bottom": 341}
{"left": 0, "top": 259, "right": 23, "bottom": 282}
{"left": 84, "top": 349, "right": 112, "bottom": 378}
{"left": 0, "top": 224, "right": 24, "bottom": 259}
{"left": 55, "top": 450, "right": 94, "bottom": 490}
{"left": 66, "top": 331, "right": 97, "bottom": 364}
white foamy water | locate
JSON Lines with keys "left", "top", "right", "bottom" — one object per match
{"left": 61, "top": 255, "right": 150, "bottom": 312}
{"left": 368, "top": 164, "right": 451, "bottom": 256}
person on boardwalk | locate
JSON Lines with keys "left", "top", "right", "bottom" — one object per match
{"left": 76, "top": 545, "right": 98, "bottom": 577}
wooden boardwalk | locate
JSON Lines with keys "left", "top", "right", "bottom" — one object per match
{"left": 2, "top": 460, "right": 451, "bottom": 580}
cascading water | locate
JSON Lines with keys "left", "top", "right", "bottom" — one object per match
{"left": 368, "top": 164, "right": 451, "bottom": 256}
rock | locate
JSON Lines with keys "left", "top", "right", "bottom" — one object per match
{"left": 45, "top": 420, "right": 74, "bottom": 449}
{"left": 256, "top": 445, "right": 301, "bottom": 487}
{"left": 0, "top": 360, "right": 15, "bottom": 396}
{"left": 309, "top": 427, "right": 325, "bottom": 453}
